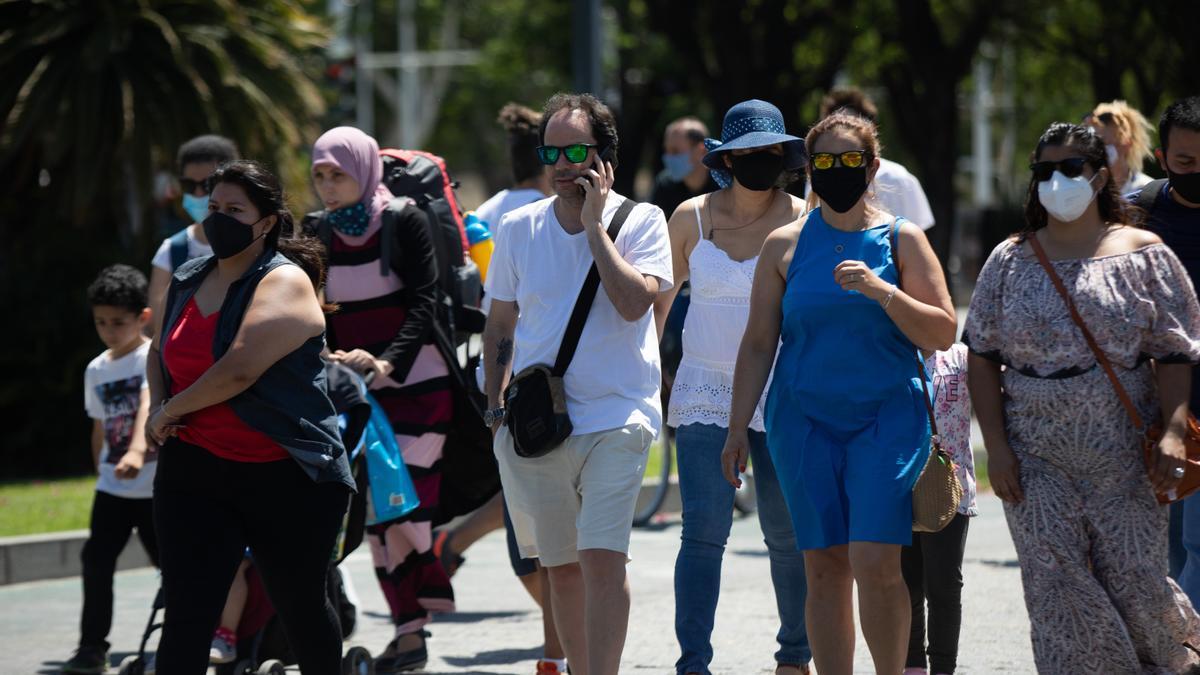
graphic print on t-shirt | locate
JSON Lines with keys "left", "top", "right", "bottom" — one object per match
{"left": 96, "top": 375, "right": 144, "bottom": 464}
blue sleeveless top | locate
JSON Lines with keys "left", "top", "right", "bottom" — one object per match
{"left": 766, "top": 207, "right": 928, "bottom": 432}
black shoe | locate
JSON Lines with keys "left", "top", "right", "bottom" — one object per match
{"left": 374, "top": 631, "right": 430, "bottom": 673}
{"left": 62, "top": 645, "right": 108, "bottom": 674}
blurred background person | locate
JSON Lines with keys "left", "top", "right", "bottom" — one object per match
{"left": 1087, "top": 99, "right": 1156, "bottom": 194}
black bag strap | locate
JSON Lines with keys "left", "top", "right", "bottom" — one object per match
{"left": 889, "top": 220, "right": 941, "bottom": 447}
{"left": 1136, "top": 178, "right": 1168, "bottom": 214}
{"left": 552, "top": 198, "right": 639, "bottom": 377}
{"left": 168, "top": 228, "right": 190, "bottom": 271}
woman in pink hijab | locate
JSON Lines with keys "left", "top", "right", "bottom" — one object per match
{"left": 306, "top": 126, "right": 454, "bottom": 672}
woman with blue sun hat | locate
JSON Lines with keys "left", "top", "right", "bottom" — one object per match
{"left": 653, "top": 99, "right": 812, "bottom": 675}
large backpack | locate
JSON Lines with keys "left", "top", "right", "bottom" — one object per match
{"left": 379, "top": 149, "right": 484, "bottom": 342}
{"left": 303, "top": 149, "right": 485, "bottom": 347}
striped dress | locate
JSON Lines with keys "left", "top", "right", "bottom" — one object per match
{"left": 322, "top": 202, "right": 456, "bottom": 634}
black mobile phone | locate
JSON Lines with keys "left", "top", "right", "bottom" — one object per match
{"left": 578, "top": 146, "right": 614, "bottom": 197}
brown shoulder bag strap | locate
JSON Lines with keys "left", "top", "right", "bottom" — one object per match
{"left": 889, "top": 220, "right": 941, "bottom": 445}
{"left": 1025, "top": 233, "right": 1147, "bottom": 432}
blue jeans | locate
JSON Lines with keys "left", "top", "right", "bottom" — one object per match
{"left": 673, "top": 423, "right": 810, "bottom": 675}
{"left": 1176, "top": 494, "right": 1200, "bottom": 608}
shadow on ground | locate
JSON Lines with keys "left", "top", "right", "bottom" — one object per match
{"left": 441, "top": 645, "right": 543, "bottom": 668}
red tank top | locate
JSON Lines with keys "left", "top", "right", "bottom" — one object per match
{"left": 163, "top": 297, "right": 289, "bottom": 462}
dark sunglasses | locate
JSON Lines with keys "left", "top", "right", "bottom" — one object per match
{"left": 1029, "top": 157, "right": 1090, "bottom": 182}
{"left": 810, "top": 150, "right": 872, "bottom": 170}
{"left": 536, "top": 143, "right": 598, "bottom": 165}
{"left": 178, "top": 177, "right": 208, "bottom": 195}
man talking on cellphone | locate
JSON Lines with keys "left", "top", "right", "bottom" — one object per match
{"left": 482, "top": 92, "right": 673, "bottom": 675}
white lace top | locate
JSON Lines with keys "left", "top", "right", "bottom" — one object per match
{"left": 668, "top": 201, "right": 769, "bottom": 431}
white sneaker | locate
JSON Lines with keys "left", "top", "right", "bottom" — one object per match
{"left": 209, "top": 630, "right": 237, "bottom": 664}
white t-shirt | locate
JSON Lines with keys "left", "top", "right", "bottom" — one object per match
{"left": 874, "top": 158, "right": 935, "bottom": 230}
{"left": 486, "top": 193, "right": 673, "bottom": 437}
{"left": 151, "top": 225, "right": 212, "bottom": 272}
{"left": 84, "top": 341, "right": 156, "bottom": 498}
{"left": 805, "top": 157, "right": 935, "bottom": 230}
{"left": 475, "top": 188, "right": 546, "bottom": 230}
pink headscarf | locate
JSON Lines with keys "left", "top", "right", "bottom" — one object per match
{"left": 311, "top": 126, "right": 393, "bottom": 242}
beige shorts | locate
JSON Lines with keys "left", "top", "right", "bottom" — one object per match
{"left": 494, "top": 423, "right": 651, "bottom": 567}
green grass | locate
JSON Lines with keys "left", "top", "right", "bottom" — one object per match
{"left": 643, "top": 437, "right": 678, "bottom": 481}
{"left": 973, "top": 447, "right": 990, "bottom": 493}
{"left": 0, "top": 476, "right": 97, "bottom": 537}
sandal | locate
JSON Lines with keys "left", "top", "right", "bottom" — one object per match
{"left": 375, "top": 630, "right": 431, "bottom": 673}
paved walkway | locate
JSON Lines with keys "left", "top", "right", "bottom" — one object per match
{"left": 0, "top": 492, "right": 1033, "bottom": 674}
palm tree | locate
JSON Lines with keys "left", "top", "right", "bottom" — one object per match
{"left": 0, "top": 0, "right": 329, "bottom": 477}
{"left": 0, "top": 0, "right": 328, "bottom": 230}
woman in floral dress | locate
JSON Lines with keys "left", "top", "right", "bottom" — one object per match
{"left": 965, "top": 122, "right": 1200, "bottom": 673}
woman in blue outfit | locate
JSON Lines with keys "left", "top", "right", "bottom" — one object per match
{"left": 722, "top": 111, "right": 956, "bottom": 675}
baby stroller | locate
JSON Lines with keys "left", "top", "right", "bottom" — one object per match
{"left": 118, "top": 363, "right": 409, "bottom": 675}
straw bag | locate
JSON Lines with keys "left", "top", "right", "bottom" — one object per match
{"left": 888, "top": 221, "right": 962, "bottom": 533}
{"left": 1028, "top": 234, "right": 1200, "bottom": 504}
{"left": 910, "top": 353, "right": 963, "bottom": 532}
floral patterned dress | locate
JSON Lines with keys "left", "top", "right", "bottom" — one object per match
{"left": 964, "top": 238, "right": 1200, "bottom": 674}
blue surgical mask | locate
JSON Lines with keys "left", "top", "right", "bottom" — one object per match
{"left": 662, "top": 152, "right": 694, "bottom": 181}
{"left": 182, "top": 193, "right": 210, "bottom": 224}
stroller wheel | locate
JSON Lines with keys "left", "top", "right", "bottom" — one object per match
{"left": 118, "top": 655, "right": 145, "bottom": 675}
{"left": 223, "top": 659, "right": 256, "bottom": 675}
{"left": 342, "top": 646, "right": 374, "bottom": 675}
{"left": 256, "top": 660, "right": 287, "bottom": 675}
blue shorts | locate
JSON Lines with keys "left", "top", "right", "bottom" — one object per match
{"left": 767, "top": 388, "right": 929, "bottom": 550}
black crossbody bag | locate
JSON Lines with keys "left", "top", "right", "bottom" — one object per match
{"left": 504, "top": 198, "right": 638, "bottom": 457}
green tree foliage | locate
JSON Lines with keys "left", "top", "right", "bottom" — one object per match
{"left": 0, "top": 0, "right": 329, "bottom": 476}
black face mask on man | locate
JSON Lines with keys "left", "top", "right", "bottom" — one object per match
{"left": 810, "top": 166, "right": 869, "bottom": 213}
{"left": 1169, "top": 168, "right": 1200, "bottom": 204}
{"left": 202, "top": 212, "right": 269, "bottom": 259}
{"left": 729, "top": 151, "right": 785, "bottom": 191}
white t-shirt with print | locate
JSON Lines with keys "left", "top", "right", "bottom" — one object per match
{"left": 486, "top": 192, "right": 673, "bottom": 437}
{"left": 151, "top": 225, "right": 213, "bottom": 272}
{"left": 84, "top": 341, "right": 156, "bottom": 499}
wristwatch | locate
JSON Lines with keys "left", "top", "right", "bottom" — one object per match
{"left": 483, "top": 407, "right": 506, "bottom": 427}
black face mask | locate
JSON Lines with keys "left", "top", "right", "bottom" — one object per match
{"left": 729, "top": 152, "right": 785, "bottom": 191}
{"left": 1169, "top": 168, "right": 1200, "bottom": 204}
{"left": 810, "top": 166, "right": 869, "bottom": 213}
{"left": 202, "top": 212, "right": 268, "bottom": 259}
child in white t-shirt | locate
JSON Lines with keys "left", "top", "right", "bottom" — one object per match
{"left": 62, "top": 265, "right": 157, "bottom": 674}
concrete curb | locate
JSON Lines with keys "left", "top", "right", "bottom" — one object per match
{"left": 0, "top": 529, "right": 153, "bottom": 586}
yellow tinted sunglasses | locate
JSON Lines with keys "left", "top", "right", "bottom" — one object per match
{"left": 810, "top": 150, "right": 871, "bottom": 170}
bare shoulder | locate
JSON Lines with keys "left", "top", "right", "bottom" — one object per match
{"left": 763, "top": 214, "right": 805, "bottom": 258}
{"left": 667, "top": 195, "right": 703, "bottom": 236}
{"left": 784, "top": 192, "right": 808, "bottom": 214}
{"left": 1110, "top": 224, "right": 1162, "bottom": 249}
{"left": 896, "top": 219, "right": 931, "bottom": 245}
{"left": 259, "top": 263, "right": 316, "bottom": 295}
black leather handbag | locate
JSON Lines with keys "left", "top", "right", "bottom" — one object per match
{"left": 504, "top": 199, "right": 638, "bottom": 457}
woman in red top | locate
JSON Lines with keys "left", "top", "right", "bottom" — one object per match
{"left": 146, "top": 160, "right": 353, "bottom": 675}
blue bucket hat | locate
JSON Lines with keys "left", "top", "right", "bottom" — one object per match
{"left": 702, "top": 99, "right": 806, "bottom": 189}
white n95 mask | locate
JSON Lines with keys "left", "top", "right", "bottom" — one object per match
{"left": 1038, "top": 171, "right": 1099, "bottom": 222}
